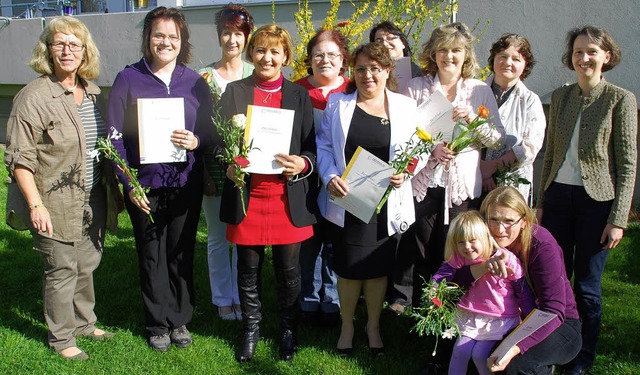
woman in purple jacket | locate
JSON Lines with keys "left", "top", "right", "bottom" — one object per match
{"left": 449, "top": 186, "right": 581, "bottom": 374}
{"left": 107, "top": 7, "right": 215, "bottom": 352}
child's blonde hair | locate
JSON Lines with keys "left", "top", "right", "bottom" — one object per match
{"left": 444, "top": 211, "right": 495, "bottom": 262}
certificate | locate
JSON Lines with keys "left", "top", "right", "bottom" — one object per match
{"left": 244, "top": 105, "right": 295, "bottom": 174}
{"left": 393, "top": 56, "right": 412, "bottom": 93}
{"left": 490, "top": 309, "right": 557, "bottom": 364}
{"left": 330, "top": 147, "right": 395, "bottom": 223}
{"left": 137, "top": 98, "right": 186, "bottom": 164}
{"left": 416, "top": 90, "right": 455, "bottom": 142}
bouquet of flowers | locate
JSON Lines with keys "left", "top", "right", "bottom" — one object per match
{"left": 411, "top": 279, "right": 465, "bottom": 356}
{"left": 95, "top": 128, "right": 154, "bottom": 223}
{"left": 212, "top": 108, "right": 253, "bottom": 215}
{"left": 375, "top": 127, "right": 438, "bottom": 214}
{"left": 493, "top": 162, "right": 531, "bottom": 189}
{"left": 448, "top": 105, "right": 492, "bottom": 153}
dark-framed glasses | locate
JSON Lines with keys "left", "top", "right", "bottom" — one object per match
{"left": 354, "top": 65, "right": 384, "bottom": 76}
{"left": 49, "top": 42, "right": 84, "bottom": 52}
{"left": 312, "top": 52, "right": 341, "bottom": 62}
{"left": 374, "top": 34, "right": 400, "bottom": 43}
{"left": 487, "top": 216, "right": 524, "bottom": 229}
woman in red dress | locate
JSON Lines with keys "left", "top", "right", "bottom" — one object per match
{"left": 218, "top": 24, "right": 316, "bottom": 363}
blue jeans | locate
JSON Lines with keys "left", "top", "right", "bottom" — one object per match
{"left": 299, "top": 220, "right": 340, "bottom": 313}
{"left": 541, "top": 182, "right": 611, "bottom": 368}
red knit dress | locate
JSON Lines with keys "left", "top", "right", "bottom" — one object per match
{"left": 226, "top": 74, "right": 314, "bottom": 245}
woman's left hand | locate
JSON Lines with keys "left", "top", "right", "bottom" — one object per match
{"left": 389, "top": 173, "right": 406, "bottom": 188}
{"left": 600, "top": 223, "right": 624, "bottom": 250}
{"left": 275, "top": 153, "right": 306, "bottom": 178}
{"left": 171, "top": 129, "right": 198, "bottom": 150}
{"left": 487, "top": 345, "right": 520, "bottom": 372}
{"left": 452, "top": 104, "right": 472, "bottom": 123}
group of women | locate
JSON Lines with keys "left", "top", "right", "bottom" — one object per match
{"left": 4, "top": 4, "right": 636, "bottom": 375}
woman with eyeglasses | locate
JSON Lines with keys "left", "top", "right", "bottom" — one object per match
{"left": 5, "top": 16, "right": 121, "bottom": 360}
{"left": 218, "top": 24, "right": 316, "bottom": 363}
{"left": 317, "top": 42, "right": 420, "bottom": 357}
{"left": 391, "top": 23, "right": 505, "bottom": 322}
{"left": 480, "top": 34, "right": 546, "bottom": 204}
{"left": 107, "top": 7, "right": 216, "bottom": 352}
{"left": 370, "top": 21, "right": 421, "bottom": 78}
{"left": 293, "top": 29, "right": 350, "bottom": 328}
{"left": 536, "top": 26, "right": 637, "bottom": 375}
{"left": 198, "top": 3, "right": 254, "bottom": 322}
{"left": 445, "top": 186, "right": 582, "bottom": 374}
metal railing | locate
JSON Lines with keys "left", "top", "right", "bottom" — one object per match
{"left": 0, "top": 0, "right": 81, "bottom": 19}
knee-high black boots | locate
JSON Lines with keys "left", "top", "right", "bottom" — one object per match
{"left": 275, "top": 265, "right": 300, "bottom": 361}
{"left": 235, "top": 265, "right": 261, "bottom": 363}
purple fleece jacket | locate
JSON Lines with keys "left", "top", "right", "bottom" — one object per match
{"left": 451, "top": 224, "right": 579, "bottom": 353}
{"left": 107, "top": 59, "right": 216, "bottom": 192}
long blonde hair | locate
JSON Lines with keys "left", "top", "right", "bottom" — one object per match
{"left": 29, "top": 16, "right": 100, "bottom": 80}
{"left": 418, "top": 22, "right": 478, "bottom": 79}
{"left": 444, "top": 211, "right": 495, "bottom": 262}
{"left": 480, "top": 186, "right": 537, "bottom": 275}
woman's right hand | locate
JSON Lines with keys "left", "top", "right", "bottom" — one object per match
{"left": 327, "top": 176, "right": 349, "bottom": 198}
{"left": 30, "top": 205, "right": 53, "bottom": 236}
{"left": 128, "top": 189, "right": 151, "bottom": 215}
{"left": 226, "top": 164, "right": 245, "bottom": 187}
{"left": 432, "top": 143, "right": 455, "bottom": 165}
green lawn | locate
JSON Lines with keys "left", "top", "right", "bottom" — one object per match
{"left": 1, "top": 147, "right": 639, "bottom": 374}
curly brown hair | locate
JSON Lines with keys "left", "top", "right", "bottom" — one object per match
{"left": 345, "top": 42, "right": 397, "bottom": 94}
{"left": 488, "top": 33, "right": 536, "bottom": 81}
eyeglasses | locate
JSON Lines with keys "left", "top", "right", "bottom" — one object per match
{"left": 49, "top": 42, "right": 84, "bottom": 52}
{"left": 312, "top": 52, "right": 341, "bottom": 62}
{"left": 151, "top": 33, "right": 180, "bottom": 43}
{"left": 354, "top": 65, "right": 385, "bottom": 76}
{"left": 374, "top": 34, "right": 400, "bottom": 44}
{"left": 487, "top": 216, "right": 524, "bottom": 229}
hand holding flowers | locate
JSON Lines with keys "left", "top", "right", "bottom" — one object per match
{"left": 447, "top": 105, "right": 493, "bottom": 153}
{"left": 375, "top": 127, "right": 438, "bottom": 214}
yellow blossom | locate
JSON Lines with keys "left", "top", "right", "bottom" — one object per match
{"left": 416, "top": 127, "right": 433, "bottom": 142}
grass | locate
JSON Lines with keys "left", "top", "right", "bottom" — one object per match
{"left": 0, "top": 145, "right": 639, "bottom": 374}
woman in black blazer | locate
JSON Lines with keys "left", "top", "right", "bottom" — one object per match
{"left": 218, "top": 24, "right": 317, "bottom": 363}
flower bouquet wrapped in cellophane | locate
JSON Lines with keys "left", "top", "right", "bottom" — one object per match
{"left": 411, "top": 279, "right": 465, "bottom": 356}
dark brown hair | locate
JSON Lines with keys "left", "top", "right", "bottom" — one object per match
{"left": 304, "top": 29, "right": 349, "bottom": 75}
{"left": 141, "top": 7, "right": 192, "bottom": 65}
{"left": 369, "top": 21, "right": 412, "bottom": 58}
{"left": 488, "top": 33, "right": 536, "bottom": 80}
{"left": 562, "top": 25, "right": 621, "bottom": 72}
{"left": 215, "top": 4, "right": 254, "bottom": 46}
{"left": 345, "top": 42, "right": 397, "bottom": 94}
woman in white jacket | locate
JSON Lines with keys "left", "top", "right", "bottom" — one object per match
{"left": 316, "top": 42, "right": 420, "bottom": 357}
{"left": 481, "top": 34, "right": 546, "bottom": 203}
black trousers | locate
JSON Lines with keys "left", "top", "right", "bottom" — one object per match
{"left": 126, "top": 183, "right": 203, "bottom": 337}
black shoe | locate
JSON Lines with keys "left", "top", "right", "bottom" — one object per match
{"left": 148, "top": 333, "right": 171, "bottom": 352}
{"left": 170, "top": 325, "right": 193, "bottom": 348}
{"left": 365, "top": 326, "right": 384, "bottom": 358}
{"left": 279, "top": 328, "right": 297, "bottom": 361}
{"left": 235, "top": 327, "right": 260, "bottom": 363}
{"left": 336, "top": 346, "right": 353, "bottom": 357}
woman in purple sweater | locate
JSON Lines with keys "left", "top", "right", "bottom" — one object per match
{"left": 450, "top": 186, "right": 581, "bottom": 373}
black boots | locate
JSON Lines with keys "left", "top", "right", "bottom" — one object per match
{"left": 235, "top": 265, "right": 261, "bottom": 363}
{"left": 235, "top": 264, "right": 300, "bottom": 362}
{"left": 275, "top": 266, "right": 301, "bottom": 361}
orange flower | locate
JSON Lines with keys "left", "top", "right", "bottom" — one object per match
{"left": 201, "top": 72, "right": 212, "bottom": 84}
{"left": 477, "top": 105, "right": 490, "bottom": 119}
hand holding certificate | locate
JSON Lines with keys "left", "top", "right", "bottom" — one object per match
{"left": 244, "top": 105, "right": 295, "bottom": 174}
{"left": 330, "top": 147, "right": 395, "bottom": 223}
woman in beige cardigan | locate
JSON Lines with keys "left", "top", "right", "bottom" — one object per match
{"left": 536, "top": 25, "right": 637, "bottom": 375}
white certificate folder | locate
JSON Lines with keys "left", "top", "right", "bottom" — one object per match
{"left": 244, "top": 105, "right": 295, "bottom": 174}
{"left": 331, "top": 146, "right": 394, "bottom": 223}
{"left": 137, "top": 97, "right": 186, "bottom": 164}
